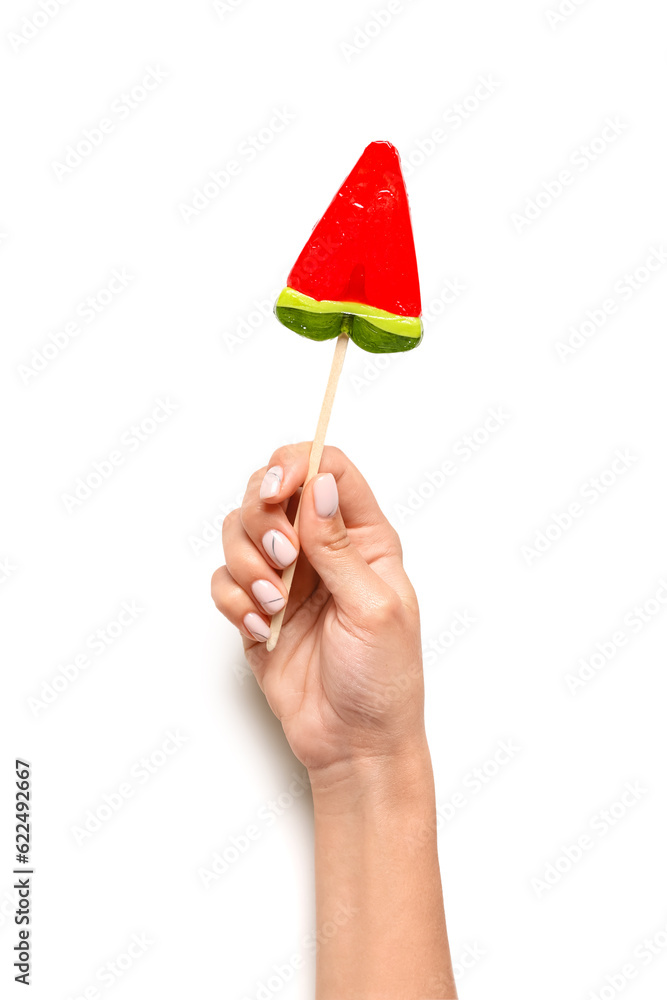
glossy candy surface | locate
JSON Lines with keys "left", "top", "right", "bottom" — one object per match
{"left": 275, "top": 141, "right": 423, "bottom": 354}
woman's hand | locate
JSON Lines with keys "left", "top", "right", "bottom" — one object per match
{"left": 211, "top": 443, "right": 427, "bottom": 777}
{"left": 212, "top": 444, "right": 457, "bottom": 998}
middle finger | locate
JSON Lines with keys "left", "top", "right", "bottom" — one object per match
{"left": 240, "top": 467, "right": 300, "bottom": 571}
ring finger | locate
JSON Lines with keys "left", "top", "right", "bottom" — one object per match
{"left": 222, "top": 509, "right": 289, "bottom": 618}
{"left": 210, "top": 565, "right": 271, "bottom": 644}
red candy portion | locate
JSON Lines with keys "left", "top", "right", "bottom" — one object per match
{"left": 287, "top": 141, "right": 421, "bottom": 318}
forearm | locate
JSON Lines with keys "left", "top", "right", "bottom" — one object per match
{"left": 310, "top": 740, "right": 457, "bottom": 1000}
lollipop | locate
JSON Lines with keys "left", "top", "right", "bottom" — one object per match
{"left": 267, "top": 140, "right": 422, "bottom": 650}
{"left": 275, "top": 140, "right": 422, "bottom": 352}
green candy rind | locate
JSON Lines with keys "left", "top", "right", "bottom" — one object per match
{"left": 351, "top": 314, "right": 422, "bottom": 354}
{"left": 274, "top": 307, "right": 341, "bottom": 342}
{"left": 275, "top": 307, "right": 423, "bottom": 354}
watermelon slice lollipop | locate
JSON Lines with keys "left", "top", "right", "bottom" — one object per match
{"left": 275, "top": 140, "right": 423, "bottom": 354}
{"left": 266, "top": 140, "right": 423, "bottom": 651}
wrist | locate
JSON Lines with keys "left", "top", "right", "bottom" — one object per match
{"left": 308, "top": 734, "right": 435, "bottom": 812}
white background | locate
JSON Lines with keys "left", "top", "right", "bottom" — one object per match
{"left": 1, "top": 1, "right": 666, "bottom": 998}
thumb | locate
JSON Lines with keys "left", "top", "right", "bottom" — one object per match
{"left": 298, "top": 473, "right": 391, "bottom": 620}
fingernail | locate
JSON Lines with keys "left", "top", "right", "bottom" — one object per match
{"left": 262, "top": 529, "right": 298, "bottom": 568}
{"left": 260, "top": 466, "right": 283, "bottom": 500}
{"left": 313, "top": 473, "right": 338, "bottom": 518}
{"left": 243, "top": 612, "right": 270, "bottom": 642}
{"left": 251, "top": 580, "right": 286, "bottom": 614}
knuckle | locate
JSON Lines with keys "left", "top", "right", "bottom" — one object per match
{"left": 266, "top": 442, "right": 300, "bottom": 474}
{"left": 300, "top": 582, "right": 331, "bottom": 617}
{"left": 402, "top": 586, "right": 420, "bottom": 620}
{"left": 367, "top": 591, "right": 404, "bottom": 628}
{"left": 387, "top": 524, "right": 403, "bottom": 557}
{"left": 323, "top": 444, "right": 346, "bottom": 466}
{"left": 271, "top": 443, "right": 294, "bottom": 465}
{"left": 210, "top": 569, "right": 225, "bottom": 609}
{"left": 322, "top": 525, "right": 351, "bottom": 555}
{"left": 222, "top": 508, "right": 239, "bottom": 535}
{"left": 238, "top": 504, "right": 251, "bottom": 531}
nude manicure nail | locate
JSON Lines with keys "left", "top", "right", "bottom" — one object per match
{"left": 262, "top": 529, "right": 298, "bottom": 568}
{"left": 260, "top": 466, "right": 283, "bottom": 500}
{"left": 313, "top": 473, "right": 339, "bottom": 518}
{"left": 243, "top": 612, "right": 270, "bottom": 642}
{"left": 251, "top": 580, "right": 286, "bottom": 614}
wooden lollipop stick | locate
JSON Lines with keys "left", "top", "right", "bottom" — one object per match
{"left": 266, "top": 323, "right": 351, "bottom": 651}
